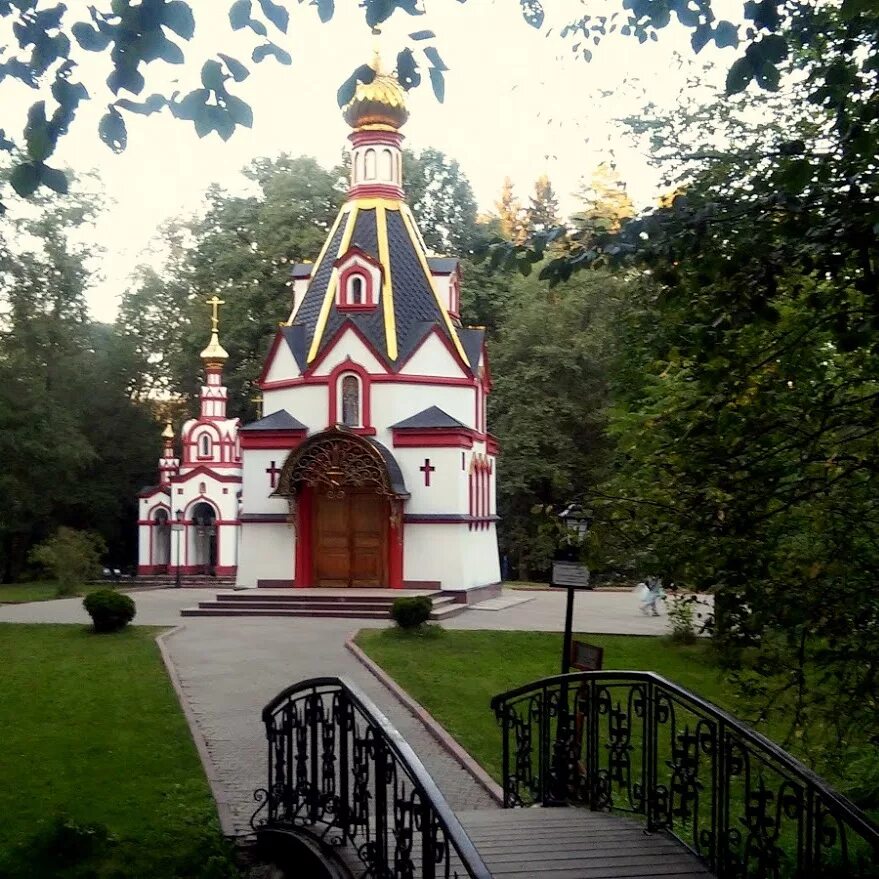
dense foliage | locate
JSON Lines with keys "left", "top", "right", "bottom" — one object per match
{"left": 83, "top": 589, "right": 136, "bottom": 632}
{"left": 28, "top": 527, "right": 106, "bottom": 595}
{"left": 390, "top": 595, "right": 432, "bottom": 630}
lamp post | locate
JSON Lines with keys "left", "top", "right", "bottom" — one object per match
{"left": 174, "top": 508, "right": 184, "bottom": 589}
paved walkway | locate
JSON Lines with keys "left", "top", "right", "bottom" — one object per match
{"left": 0, "top": 588, "right": 707, "bottom": 836}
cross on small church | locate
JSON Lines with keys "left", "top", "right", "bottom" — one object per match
{"left": 420, "top": 458, "right": 436, "bottom": 487}
{"left": 266, "top": 460, "right": 281, "bottom": 488}
{"left": 206, "top": 295, "right": 225, "bottom": 331}
{"left": 251, "top": 393, "right": 264, "bottom": 420}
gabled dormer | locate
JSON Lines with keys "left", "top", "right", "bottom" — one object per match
{"left": 428, "top": 257, "right": 462, "bottom": 320}
{"left": 335, "top": 245, "right": 383, "bottom": 312}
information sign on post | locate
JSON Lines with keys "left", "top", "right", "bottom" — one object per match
{"left": 550, "top": 561, "right": 591, "bottom": 675}
{"left": 551, "top": 561, "right": 591, "bottom": 590}
{"left": 570, "top": 640, "right": 604, "bottom": 672}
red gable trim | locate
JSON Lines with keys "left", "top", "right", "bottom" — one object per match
{"left": 303, "top": 320, "right": 391, "bottom": 378}
{"left": 172, "top": 466, "right": 242, "bottom": 485}
{"left": 486, "top": 433, "right": 501, "bottom": 456}
{"left": 391, "top": 428, "right": 475, "bottom": 449}
{"left": 334, "top": 244, "right": 384, "bottom": 275}
{"left": 138, "top": 485, "right": 169, "bottom": 499}
{"left": 240, "top": 431, "right": 307, "bottom": 450}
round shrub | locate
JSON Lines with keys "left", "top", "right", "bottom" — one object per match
{"left": 83, "top": 590, "right": 136, "bottom": 633}
{"left": 391, "top": 595, "right": 433, "bottom": 629}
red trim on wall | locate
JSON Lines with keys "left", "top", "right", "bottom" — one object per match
{"left": 486, "top": 434, "right": 501, "bottom": 456}
{"left": 295, "top": 486, "right": 313, "bottom": 587}
{"left": 260, "top": 372, "right": 475, "bottom": 391}
{"left": 327, "top": 360, "right": 372, "bottom": 429}
{"left": 173, "top": 466, "right": 242, "bottom": 484}
{"left": 304, "top": 321, "right": 391, "bottom": 378}
{"left": 389, "top": 510, "right": 404, "bottom": 589}
{"left": 334, "top": 244, "right": 384, "bottom": 274}
{"left": 349, "top": 130, "right": 403, "bottom": 148}
{"left": 392, "top": 429, "right": 475, "bottom": 449}
{"left": 240, "top": 431, "right": 307, "bottom": 450}
{"left": 348, "top": 183, "right": 404, "bottom": 200}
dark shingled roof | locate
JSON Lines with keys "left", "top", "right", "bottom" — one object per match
{"left": 240, "top": 410, "right": 307, "bottom": 432}
{"left": 366, "top": 436, "right": 410, "bottom": 498}
{"left": 427, "top": 257, "right": 459, "bottom": 274}
{"left": 280, "top": 324, "right": 308, "bottom": 372}
{"left": 457, "top": 327, "right": 485, "bottom": 373}
{"left": 138, "top": 484, "right": 170, "bottom": 497}
{"left": 291, "top": 263, "right": 313, "bottom": 279}
{"left": 291, "top": 205, "right": 474, "bottom": 375}
{"left": 390, "top": 406, "right": 467, "bottom": 430}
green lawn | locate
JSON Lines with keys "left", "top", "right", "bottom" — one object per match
{"left": 0, "top": 624, "right": 236, "bottom": 878}
{"left": 0, "top": 580, "right": 79, "bottom": 603}
{"left": 355, "top": 628, "right": 730, "bottom": 781}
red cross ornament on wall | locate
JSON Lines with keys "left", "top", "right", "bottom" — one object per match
{"left": 420, "top": 458, "right": 436, "bottom": 487}
{"left": 266, "top": 460, "right": 281, "bottom": 488}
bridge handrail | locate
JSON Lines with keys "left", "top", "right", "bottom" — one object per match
{"left": 254, "top": 675, "right": 492, "bottom": 879}
{"left": 491, "top": 670, "right": 879, "bottom": 878}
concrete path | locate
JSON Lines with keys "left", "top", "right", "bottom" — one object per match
{"left": 0, "top": 588, "right": 709, "bottom": 836}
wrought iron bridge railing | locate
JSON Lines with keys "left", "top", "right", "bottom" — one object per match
{"left": 491, "top": 670, "right": 879, "bottom": 879}
{"left": 251, "top": 676, "right": 491, "bottom": 879}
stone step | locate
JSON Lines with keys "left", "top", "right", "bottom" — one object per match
{"left": 181, "top": 606, "right": 391, "bottom": 620}
{"left": 199, "top": 599, "right": 407, "bottom": 613}
{"left": 219, "top": 591, "right": 440, "bottom": 604}
{"left": 430, "top": 602, "right": 468, "bottom": 621}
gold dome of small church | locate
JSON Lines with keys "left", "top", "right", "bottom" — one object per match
{"left": 342, "top": 50, "right": 409, "bottom": 130}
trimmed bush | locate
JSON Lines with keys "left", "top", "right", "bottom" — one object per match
{"left": 83, "top": 590, "right": 136, "bottom": 633}
{"left": 391, "top": 595, "right": 432, "bottom": 629}
{"left": 29, "top": 527, "right": 107, "bottom": 597}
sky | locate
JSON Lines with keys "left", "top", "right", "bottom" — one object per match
{"left": 2, "top": 0, "right": 742, "bottom": 322}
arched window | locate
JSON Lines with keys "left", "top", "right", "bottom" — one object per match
{"left": 199, "top": 434, "right": 211, "bottom": 457}
{"left": 381, "top": 149, "right": 393, "bottom": 180}
{"left": 350, "top": 275, "right": 364, "bottom": 304}
{"left": 355, "top": 151, "right": 363, "bottom": 184}
{"left": 365, "top": 149, "right": 376, "bottom": 180}
{"left": 341, "top": 375, "right": 360, "bottom": 427}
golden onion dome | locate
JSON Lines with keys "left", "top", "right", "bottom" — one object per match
{"left": 343, "top": 50, "right": 409, "bottom": 130}
{"left": 200, "top": 329, "right": 229, "bottom": 365}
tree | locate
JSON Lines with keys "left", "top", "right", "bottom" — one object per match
{"left": 524, "top": 174, "right": 560, "bottom": 236}
{"left": 118, "top": 154, "right": 345, "bottom": 419}
{"left": 571, "top": 163, "right": 634, "bottom": 242}
{"left": 494, "top": 177, "right": 527, "bottom": 244}
{"left": 403, "top": 147, "right": 478, "bottom": 255}
{"left": 0, "top": 0, "right": 858, "bottom": 208}
{"left": 489, "top": 267, "right": 629, "bottom": 578}
{"left": 29, "top": 527, "right": 106, "bottom": 595}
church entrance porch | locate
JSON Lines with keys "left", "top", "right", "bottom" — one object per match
{"left": 275, "top": 427, "right": 408, "bottom": 589}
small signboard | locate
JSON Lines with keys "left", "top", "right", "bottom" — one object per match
{"left": 570, "top": 639, "right": 604, "bottom": 672}
{"left": 170, "top": 523, "right": 185, "bottom": 532}
{"left": 551, "top": 561, "right": 591, "bottom": 590}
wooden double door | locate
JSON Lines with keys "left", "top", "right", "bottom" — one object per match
{"left": 313, "top": 489, "right": 388, "bottom": 587}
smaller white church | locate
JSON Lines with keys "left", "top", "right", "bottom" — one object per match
{"left": 137, "top": 53, "right": 500, "bottom": 597}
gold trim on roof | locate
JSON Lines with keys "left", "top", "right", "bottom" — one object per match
{"left": 307, "top": 206, "right": 359, "bottom": 363}
{"left": 343, "top": 51, "right": 409, "bottom": 130}
{"left": 400, "top": 204, "right": 469, "bottom": 365}
{"left": 375, "top": 203, "right": 398, "bottom": 361}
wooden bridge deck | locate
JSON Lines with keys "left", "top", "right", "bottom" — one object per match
{"left": 455, "top": 808, "right": 714, "bottom": 878}
{"left": 321, "top": 806, "right": 714, "bottom": 878}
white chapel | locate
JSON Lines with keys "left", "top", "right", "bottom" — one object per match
{"left": 138, "top": 55, "right": 500, "bottom": 597}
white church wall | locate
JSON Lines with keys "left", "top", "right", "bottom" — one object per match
{"left": 403, "top": 524, "right": 464, "bottom": 587}
{"left": 236, "top": 524, "right": 294, "bottom": 588}
{"left": 311, "top": 331, "right": 386, "bottom": 377}
{"left": 264, "top": 340, "right": 301, "bottom": 383}
{"left": 431, "top": 274, "right": 452, "bottom": 313}
{"left": 398, "top": 333, "right": 466, "bottom": 379}
{"left": 372, "top": 383, "right": 475, "bottom": 435}
{"left": 265, "top": 385, "right": 326, "bottom": 428}
{"left": 217, "top": 524, "right": 239, "bottom": 569}
{"left": 395, "top": 447, "right": 464, "bottom": 514}
{"left": 459, "top": 525, "right": 501, "bottom": 587}
{"left": 241, "top": 449, "right": 291, "bottom": 514}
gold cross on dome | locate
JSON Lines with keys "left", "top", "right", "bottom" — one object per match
{"left": 206, "top": 295, "right": 225, "bottom": 331}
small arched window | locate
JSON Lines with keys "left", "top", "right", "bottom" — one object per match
{"left": 199, "top": 434, "right": 211, "bottom": 457}
{"left": 154, "top": 509, "right": 169, "bottom": 527}
{"left": 341, "top": 375, "right": 360, "bottom": 427}
{"left": 365, "top": 149, "right": 376, "bottom": 180}
{"left": 354, "top": 151, "right": 363, "bottom": 184}
{"left": 381, "top": 149, "right": 393, "bottom": 180}
{"left": 350, "top": 275, "right": 364, "bottom": 304}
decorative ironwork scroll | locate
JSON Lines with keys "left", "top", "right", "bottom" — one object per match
{"left": 492, "top": 671, "right": 879, "bottom": 879}
{"left": 252, "top": 677, "right": 491, "bottom": 879}
{"left": 275, "top": 430, "right": 396, "bottom": 500}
